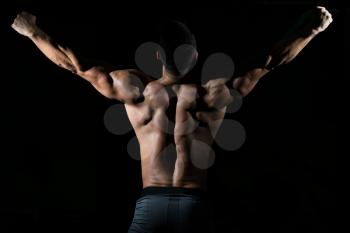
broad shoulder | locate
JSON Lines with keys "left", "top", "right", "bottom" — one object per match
{"left": 110, "top": 69, "right": 154, "bottom": 85}
{"left": 202, "top": 78, "right": 230, "bottom": 89}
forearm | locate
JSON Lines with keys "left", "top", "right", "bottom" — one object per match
{"left": 232, "top": 7, "right": 332, "bottom": 97}
{"left": 264, "top": 6, "right": 333, "bottom": 70}
{"left": 264, "top": 29, "right": 317, "bottom": 70}
{"left": 28, "top": 27, "right": 81, "bottom": 74}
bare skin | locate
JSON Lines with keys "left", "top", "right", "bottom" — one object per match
{"left": 11, "top": 7, "right": 332, "bottom": 190}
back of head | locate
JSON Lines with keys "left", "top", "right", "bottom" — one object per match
{"left": 159, "top": 20, "right": 197, "bottom": 76}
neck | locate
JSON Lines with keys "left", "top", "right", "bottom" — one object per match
{"left": 158, "top": 67, "right": 200, "bottom": 86}
{"left": 158, "top": 68, "right": 179, "bottom": 86}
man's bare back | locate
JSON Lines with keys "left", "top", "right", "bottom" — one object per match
{"left": 121, "top": 73, "right": 232, "bottom": 189}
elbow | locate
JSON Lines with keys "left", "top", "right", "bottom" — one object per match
{"left": 266, "top": 51, "right": 295, "bottom": 70}
{"left": 57, "top": 59, "right": 79, "bottom": 74}
{"left": 237, "top": 87, "right": 251, "bottom": 97}
{"left": 233, "top": 77, "right": 252, "bottom": 97}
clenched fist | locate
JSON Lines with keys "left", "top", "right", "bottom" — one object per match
{"left": 298, "top": 6, "right": 333, "bottom": 35}
{"left": 11, "top": 11, "right": 38, "bottom": 37}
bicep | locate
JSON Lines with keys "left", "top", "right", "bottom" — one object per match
{"left": 79, "top": 68, "right": 146, "bottom": 103}
{"left": 78, "top": 66, "right": 117, "bottom": 99}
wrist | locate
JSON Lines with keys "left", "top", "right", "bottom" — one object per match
{"left": 28, "top": 25, "right": 41, "bottom": 38}
{"left": 310, "top": 28, "right": 321, "bottom": 36}
{"left": 297, "top": 27, "right": 318, "bottom": 39}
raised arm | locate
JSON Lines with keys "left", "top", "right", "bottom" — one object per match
{"left": 11, "top": 12, "right": 147, "bottom": 103}
{"left": 232, "top": 6, "right": 333, "bottom": 97}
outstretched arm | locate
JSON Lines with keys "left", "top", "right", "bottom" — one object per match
{"left": 11, "top": 12, "right": 146, "bottom": 103}
{"left": 232, "top": 6, "right": 333, "bottom": 97}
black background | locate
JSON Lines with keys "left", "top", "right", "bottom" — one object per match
{"left": 1, "top": 1, "right": 345, "bottom": 233}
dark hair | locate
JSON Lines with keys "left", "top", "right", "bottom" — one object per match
{"left": 159, "top": 20, "right": 197, "bottom": 76}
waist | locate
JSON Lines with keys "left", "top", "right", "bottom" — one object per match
{"left": 140, "top": 186, "right": 208, "bottom": 198}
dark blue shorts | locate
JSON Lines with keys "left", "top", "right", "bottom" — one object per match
{"left": 128, "top": 186, "right": 214, "bottom": 233}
